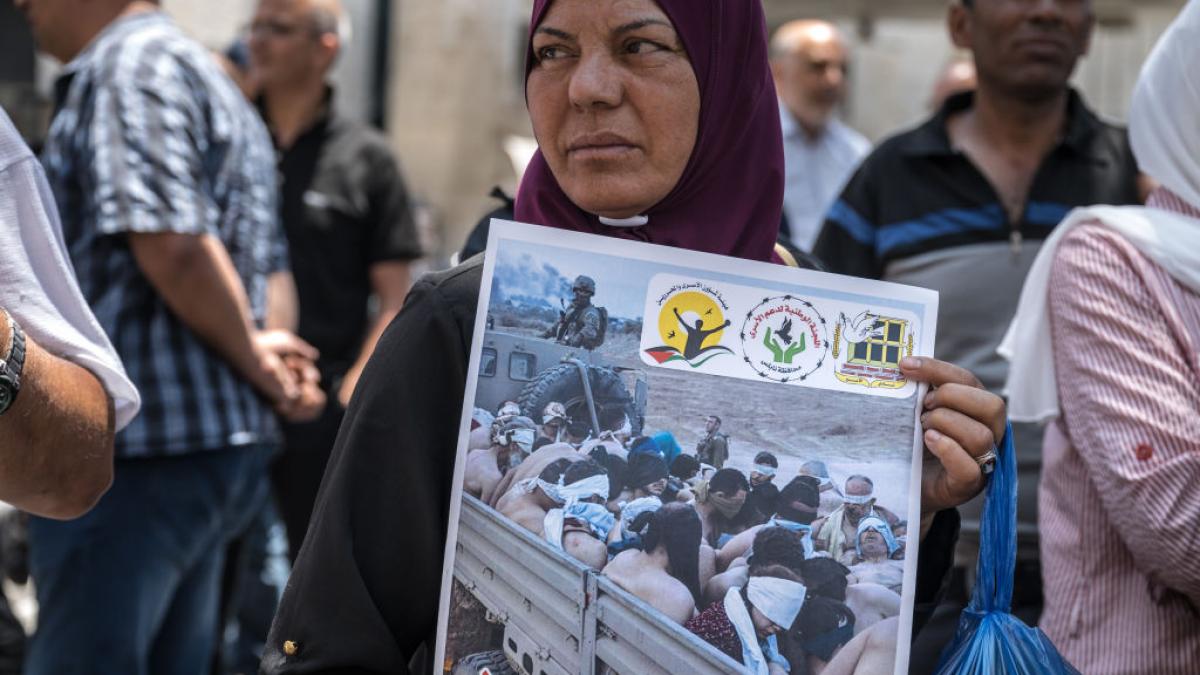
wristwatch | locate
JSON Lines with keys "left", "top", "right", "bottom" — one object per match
{"left": 0, "top": 310, "right": 26, "bottom": 416}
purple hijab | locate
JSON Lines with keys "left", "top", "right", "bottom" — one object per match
{"left": 515, "top": 0, "right": 785, "bottom": 263}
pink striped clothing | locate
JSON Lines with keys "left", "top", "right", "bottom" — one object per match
{"left": 1039, "top": 189, "right": 1200, "bottom": 674}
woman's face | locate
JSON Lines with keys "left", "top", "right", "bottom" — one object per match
{"left": 750, "top": 605, "right": 782, "bottom": 640}
{"left": 528, "top": 0, "right": 701, "bottom": 219}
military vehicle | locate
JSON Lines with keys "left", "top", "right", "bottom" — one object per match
{"left": 473, "top": 330, "right": 646, "bottom": 439}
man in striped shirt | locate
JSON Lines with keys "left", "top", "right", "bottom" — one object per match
{"left": 15, "top": 0, "right": 322, "bottom": 672}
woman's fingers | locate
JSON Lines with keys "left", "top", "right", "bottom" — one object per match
{"left": 923, "top": 383, "right": 1006, "bottom": 442}
{"left": 921, "top": 406, "right": 998, "bottom": 459}
{"left": 905, "top": 357, "right": 1007, "bottom": 442}
{"left": 922, "top": 426, "right": 984, "bottom": 508}
{"left": 900, "top": 357, "right": 984, "bottom": 390}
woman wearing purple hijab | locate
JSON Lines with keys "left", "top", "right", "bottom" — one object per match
{"left": 262, "top": 1, "right": 1006, "bottom": 672}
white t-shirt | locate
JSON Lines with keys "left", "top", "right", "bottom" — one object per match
{"left": 0, "top": 108, "right": 140, "bottom": 430}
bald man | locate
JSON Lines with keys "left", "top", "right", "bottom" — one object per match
{"left": 250, "top": 0, "right": 424, "bottom": 559}
{"left": 770, "top": 20, "right": 870, "bottom": 252}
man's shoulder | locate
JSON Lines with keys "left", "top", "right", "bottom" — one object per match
{"left": 828, "top": 119, "right": 872, "bottom": 157}
{"left": 327, "top": 115, "right": 400, "bottom": 164}
{"left": 87, "top": 15, "right": 205, "bottom": 91}
{"left": 854, "top": 118, "right": 941, "bottom": 173}
{"left": 0, "top": 109, "right": 33, "bottom": 174}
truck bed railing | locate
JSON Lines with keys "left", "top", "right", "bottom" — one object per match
{"left": 453, "top": 495, "right": 742, "bottom": 674}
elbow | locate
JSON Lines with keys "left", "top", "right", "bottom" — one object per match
{"left": 60, "top": 450, "right": 115, "bottom": 519}
{"left": 32, "top": 431, "right": 115, "bottom": 521}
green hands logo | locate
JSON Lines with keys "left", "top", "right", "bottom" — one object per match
{"left": 763, "top": 320, "right": 806, "bottom": 364}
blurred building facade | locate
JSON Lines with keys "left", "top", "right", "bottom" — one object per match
{"left": 0, "top": 0, "right": 1187, "bottom": 260}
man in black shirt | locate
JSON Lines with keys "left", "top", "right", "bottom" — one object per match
{"left": 813, "top": 0, "right": 1141, "bottom": 633}
{"left": 249, "top": 0, "right": 422, "bottom": 556}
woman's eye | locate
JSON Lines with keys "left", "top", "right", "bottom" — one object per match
{"left": 536, "top": 46, "right": 565, "bottom": 61}
{"left": 625, "top": 39, "right": 668, "bottom": 55}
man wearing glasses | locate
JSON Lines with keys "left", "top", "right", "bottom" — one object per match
{"left": 248, "top": 0, "right": 422, "bottom": 561}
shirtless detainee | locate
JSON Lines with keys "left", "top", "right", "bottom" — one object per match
{"left": 848, "top": 516, "right": 904, "bottom": 595}
{"left": 625, "top": 453, "right": 669, "bottom": 500}
{"left": 716, "top": 476, "right": 821, "bottom": 571}
{"left": 703, "top": 523, "right": 811, "bottom": 607}
{"left": 540, "top": 459, "right": 613, "bottom": 569}
{"left": 463, "top": 416, "right": 536, "bottom": 504}
{"left": 603, "top": 502, "right": 704, "bottom": 625}
{"left": 489, "top": 442, "right": 580, "bottom": 508}
{"left": 693, "top": 468, "right": 749, "bottom": 547}
{"left": 812, "top": 475, "right": 903, "bottom": 566}
{"left": 799, "top": 459, "right": 843, "bottom": 518}
{"left": 498, "top": 458, "right": 574, "bottom": 533}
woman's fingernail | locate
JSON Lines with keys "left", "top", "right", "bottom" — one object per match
{"left": 925, "top": 429, "right": 942, "bottom": 442}
{"left": 920, "top": 413, "right": 929, "bottom": 425}
{"left": 901, "top": 357, "right": 923, "bottom": 369}
{"left": 924, "top": 394, "right": 935, "bottom": 409}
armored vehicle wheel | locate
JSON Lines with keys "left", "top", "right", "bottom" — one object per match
{"left": 519, "top": 363, "right": 642, "bottom": 438}
{"left": 452, "top": 649, "right": 515, "bottom": 675}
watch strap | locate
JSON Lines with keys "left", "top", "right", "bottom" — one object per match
{"left": 0, "top": 311, "right": 25, "bottom": 414}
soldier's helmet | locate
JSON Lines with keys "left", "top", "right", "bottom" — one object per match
{"left": 572, "top": 275, "right": 596, "bottom": 296}
{"left": 542, "top": 401, "right": 569, "bottom": 425}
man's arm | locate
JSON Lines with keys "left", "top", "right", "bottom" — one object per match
{"left": 0, "top": 317, "right": 113, "bottom": 519}
{"left": 265, "top": 270, "right": 300, "bottom": 332}
{"left": 337, "top": 261, "right": 412, "bottom": 407}
{"left": 127, "top": 232, "right": 301, "bottom": 413}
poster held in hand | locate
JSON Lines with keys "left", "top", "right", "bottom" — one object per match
{"left": 437, "top": 220, "right": 939, "bottom": 675}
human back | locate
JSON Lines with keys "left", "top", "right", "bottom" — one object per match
{"left": 603, "top": 549, "right": 695, "bottom": 625}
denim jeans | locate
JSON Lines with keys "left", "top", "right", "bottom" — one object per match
{"left": 25, "top": 444, "right": 273, "bottom": 675}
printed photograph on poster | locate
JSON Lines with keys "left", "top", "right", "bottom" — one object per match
{"left": 437, "top": 220, "right": 939, "bottom": 675}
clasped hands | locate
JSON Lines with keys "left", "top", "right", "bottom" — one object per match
{"left": 252, "top": 330, "right": 326, "bottom": 423}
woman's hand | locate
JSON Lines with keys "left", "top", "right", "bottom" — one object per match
{"left": 899, "top": 357, "right": 1007, "bottom": 537}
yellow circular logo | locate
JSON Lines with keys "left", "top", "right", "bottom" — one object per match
{"left": 658, "top": 291, "right": 728, "bottom": 354}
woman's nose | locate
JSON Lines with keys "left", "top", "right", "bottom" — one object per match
{"left": 568, "top": 52, "right": 623, "bottom": 111}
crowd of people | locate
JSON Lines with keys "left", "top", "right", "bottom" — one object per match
{"left": 463, "top": 400, "right": 911, "bottom": 673}
{"left": 0, "top": 0, "right": 1196, "bottom": 672}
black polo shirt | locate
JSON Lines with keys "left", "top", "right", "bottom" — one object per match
{"left": 267, "top": 91, "right": 422, "bottom": 384}
{"left": 812, "top": 89, "right": 1139, "bottom": 393}
{"left": 812, "top": 90, "right": 1140, "bottom": 550}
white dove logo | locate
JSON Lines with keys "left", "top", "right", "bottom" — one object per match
{"left": 838, "top": 310, "right": 882, "bottom": 344}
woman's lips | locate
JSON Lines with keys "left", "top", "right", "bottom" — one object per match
{"left": 567, "top": 132, "right": 640, "bottom": 161}
{"left": 568, "top": 145, "right": 639, "bottom": 161}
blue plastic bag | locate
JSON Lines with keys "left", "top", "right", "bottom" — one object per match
{"left": 935, "top": 422, "right": 1080, "bottom": 675}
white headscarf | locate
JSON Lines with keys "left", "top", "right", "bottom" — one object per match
{"left": 1131, "top": 0, "right": 1200, "bottom": 210}
{"left": 999, "top": 1, "right": 1200, "bottom": 422}
{"left": 746, "top": 576, "right": 807, "bottom": 630}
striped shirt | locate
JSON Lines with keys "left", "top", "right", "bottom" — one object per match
{"left": 41, "top": 11, "right": 284, "bottom": 458}
{"left": 1040, "top": 189, "right": 1200, "bottom": 673}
